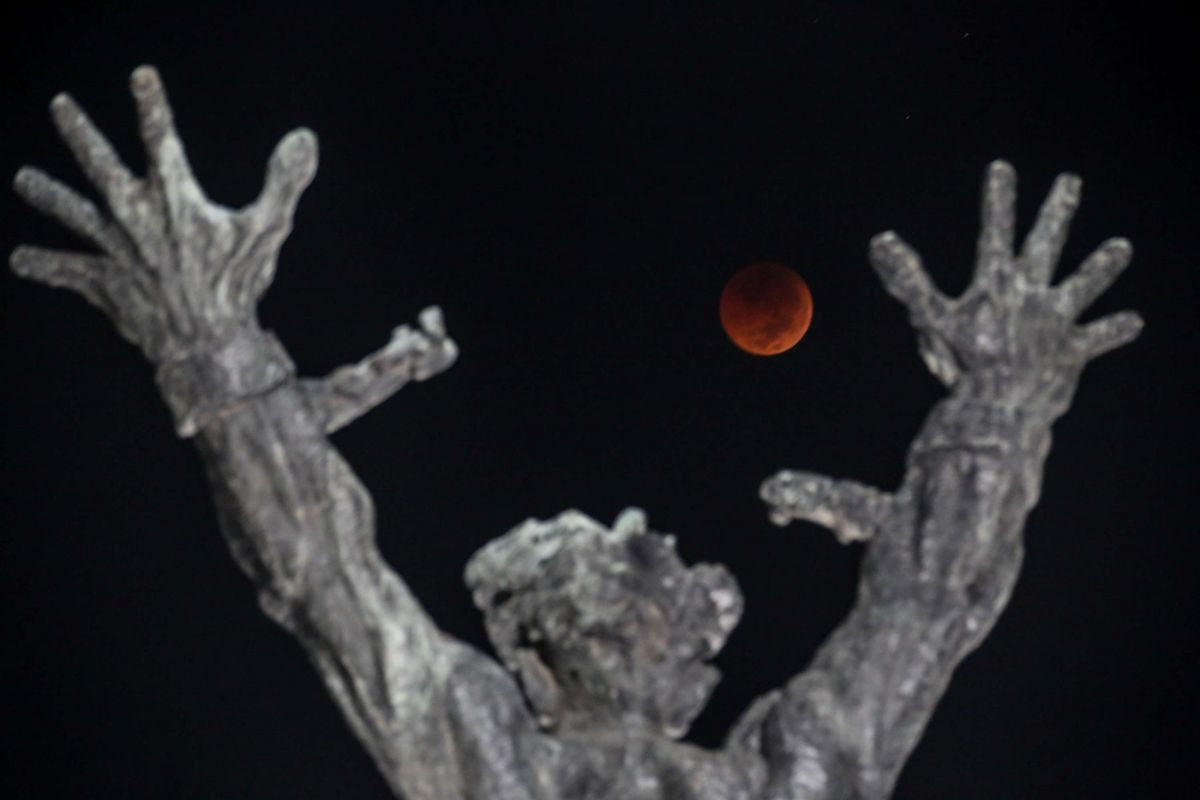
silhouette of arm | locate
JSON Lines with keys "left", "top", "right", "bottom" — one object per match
{"left": 11, "top": 66, "right": 546, "bottom": 800}
{"left": 730, "top": 161, "right": 1142, "bottom": 799}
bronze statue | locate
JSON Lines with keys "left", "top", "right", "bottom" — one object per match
{"left": 11, "top": 66, "right": 1142, "bottom": 799}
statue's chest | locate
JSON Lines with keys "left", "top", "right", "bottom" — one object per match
{"left": 548, "top": 734, "right": 756, "bottom": 800}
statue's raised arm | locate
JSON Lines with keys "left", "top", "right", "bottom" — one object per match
{"left": 737, "top": 161, "right": 1142, "bottom": 799}
{"left": 10, "top": 66, "right": 551, "bottom": 800}
{"left": 13, "top": 68, "right": 1145, "bottom": 800}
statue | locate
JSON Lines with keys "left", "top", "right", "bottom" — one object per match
{"left": 10, "top": 66, "right": 1143, "bottom": 799}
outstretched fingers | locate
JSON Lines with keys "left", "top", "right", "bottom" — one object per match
{"left": 225, "top": 129, "right": 319, "bottom": 305}
{"left": 870, "top": 231, "right": 949, "bottom": 332}
{"left": 1020, "top": 172, "right": 1082, "bottom": 286}
{"left": 254, "top": 128, "right": 319, "bottom": 220}
{"left": 975, "top": 159, "right": 1017, "bottom": 290}
{"left": 10, "top": 245, "right": 115, "bottom": 315}
{"left": 130, "top": 65, "right": 202, "bottom": 201}
{"left": 13, "top": 167, "right": 117, "bottom": 252}
{"left": 1056, "top": 238, "right": 1133, "bottom": 318}
{"left": 49, "top": 93, "right": 136, "bottom": 206}
{"left": 1076, "top": 311, "right": 1144, "bottom": 359}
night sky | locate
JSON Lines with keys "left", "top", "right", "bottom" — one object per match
{"left": 2, "top": 3, "right": 1195, "bottom": 797}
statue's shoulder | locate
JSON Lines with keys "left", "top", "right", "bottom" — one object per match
{"left": 437, "top": 641, "right": 558, "bottom": 799}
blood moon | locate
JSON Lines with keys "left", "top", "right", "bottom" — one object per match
{"left": 719, "top": 262, "right": 813, "bottom": 356}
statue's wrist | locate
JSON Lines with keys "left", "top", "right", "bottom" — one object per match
{"left": 957, "top": 363, "right": 1078, "bottom": 411}
{"left": 915, "top": 368, "right": 1075, "bottom": 455}
{"left": 154, "top": 324, "right": 295, "bottom": 438}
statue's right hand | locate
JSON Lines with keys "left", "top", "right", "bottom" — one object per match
{"left": 11, "top": 66, "right": 317, "bottom": 365}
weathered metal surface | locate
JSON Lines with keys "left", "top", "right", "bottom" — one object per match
{"left": 12, "top": 67, "right": 1141, "bottom": 800}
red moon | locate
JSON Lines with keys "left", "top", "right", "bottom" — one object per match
{"left": 719, "top": 262, "right": 813, "bottom": 356}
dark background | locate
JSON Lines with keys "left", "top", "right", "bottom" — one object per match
{"left": 2, "top": 2, "right": 1195, "bottom": 797}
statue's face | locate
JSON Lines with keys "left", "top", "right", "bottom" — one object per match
{"left": 465, "top": 510, "right": 743, "bottom": 739}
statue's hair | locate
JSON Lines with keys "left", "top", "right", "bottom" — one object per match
{"left": 464, "top": 508, "right": 743, "bottom": 734}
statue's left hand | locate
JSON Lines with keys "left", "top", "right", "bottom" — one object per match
{"left": 868, "top": 160, "right": 1143, "bottom": 407}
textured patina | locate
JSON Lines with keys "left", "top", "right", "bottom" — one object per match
{"left": 11, "top": 67, "right": 1142, "bottom": 799}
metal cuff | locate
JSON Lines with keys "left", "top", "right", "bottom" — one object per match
{"left": 154, "top": 326, "right": 295, "bottom": 438}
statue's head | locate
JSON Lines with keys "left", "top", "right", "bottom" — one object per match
{"left": 464, "top": 508, "right": 742, "bottom": 739}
